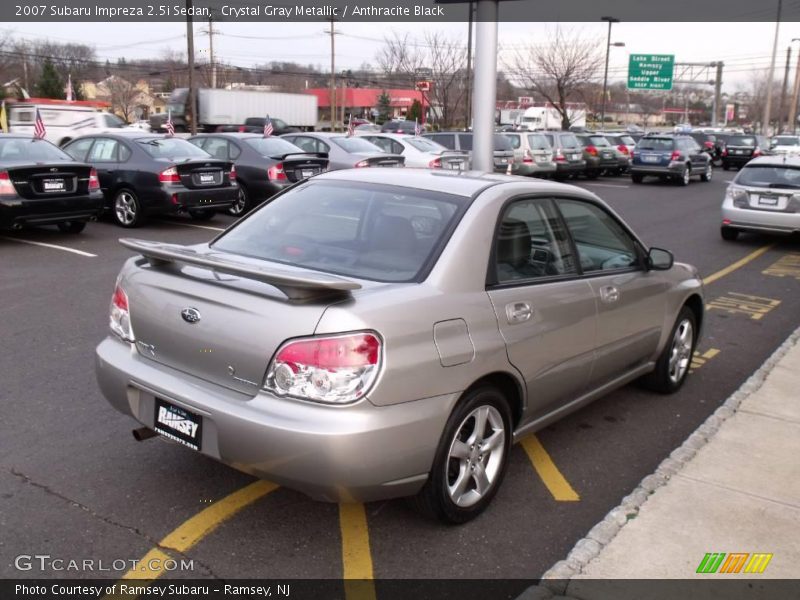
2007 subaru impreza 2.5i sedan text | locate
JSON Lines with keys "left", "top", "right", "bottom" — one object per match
{"left": 96, "top": 169, "right": 704, "bottom": 524}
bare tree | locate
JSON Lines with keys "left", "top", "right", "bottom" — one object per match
{"left": 105, "top": 76, "right": 139, "bottom": 122}
{"left": 376, "top": 32, "right": 467, "bottom": 128}
{"left": 504, "top": 28, "right": 603, "bottom": 130}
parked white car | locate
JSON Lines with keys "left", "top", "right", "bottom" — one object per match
{"left": 356, "top": 132, "right": 470, "bottom": 170}
{"left": 768, "top": 135, "right": 800, "bottom": 156}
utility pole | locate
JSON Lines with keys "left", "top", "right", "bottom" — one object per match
{"left": 788, "top": 38, "right": 800, "bottom": 134}
{"left": 465, "top": 1, "right": 474, "bottom": 129}
{"left": 208, "top": 16, "right": 216, "bottom": 89}
{"left": 779, "top": 46, "right": 792, "bottom": 133}
{"left": 712, "top": 62, "right": 723, "bottom": 126}
{"left": 186, "top": 0, "right": 197, "bottom": 134}
{"left": 328, "top": 17, "right": 337, "bottom": 131}
{"left": 762, "top": 0, "right": 782, "bottom": 135}
{"left": 600, "top": 16, "right": 619, "bottom": 129}
{"left": 20, "top": 41, "right": 29, "bottom": 92}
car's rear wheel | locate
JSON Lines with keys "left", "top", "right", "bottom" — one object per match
{"left": 228, "top": 184, "right": 250, "bottom": 217}
{"left": 189, "top": 209, "right": 216, "bottom": 221}
{"left": 631, "top": 173, "right": 644, "bottom": 183}
{"left": 640, "top": 306, "right": 696, "bottom": 394}
{"left": 411, "top": 386, "right": 512, "bottom": 524}
{"left": 113, "top": 189, "right": 145, "bottom": 228}
{"left": 722, "top": 163, "right": 730, "bottom": 171}
{"left": 721, "top": 226, "right": 739, "bottom": 241}
{"left": 700, "top": 163, "right": 712, "bottom": 182}
{"left": 56, "top": 220, "right": 86, "bottom": 234}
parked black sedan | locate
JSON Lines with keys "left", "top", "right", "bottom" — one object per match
{"left": 188, "top": 133, "right": 328, "bottom": 216}
{"left": 0, "top": 135, "right": 103, "bottom": 234}
{"left": 62, "top": 133, "right": 238, "bottom": 227}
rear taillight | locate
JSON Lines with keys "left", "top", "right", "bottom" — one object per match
{"left": 355, "top": 159, "right": 370, "bottom": 168}
{"left": 586, "top": 145, "right": 598, "bottom": 156}
{"left": 264, "top": 332, "right": 382, "bottom": 404}
{"left": 428, "top": 157, "right": 442, "bottom": 168}
{"left": 670, "top": 150, "right": 682, "bottom": 161}
{"left": 267, "top": 163, "right": 287, "bottom": 181}
{"left": 238, "top": 126, "right": 246, "bottom": 132}
{"left": 704, "top": 141, "right": 714, "bottom": 149}
{"left": 630, "top": 150, "right": 635, "bottom": 160}
{"left": 159, "top": 166, "right": 180, "bottom": 184}
{"left": 555, "top": 150, "right": 566, "bottom": 162}
{"left": 88, "top": 168, "right": 100, "bottom": 190}
{"left": 0, "top": 171, "right": 15, "bottom": 196}
{"left": 229, "top": 165, "right": 237, "bottom": 182}
{"left": 722, "top": 148, "right": 728, "bottom": 157}
{"left": 523, "top": 150, "right": 533, "bottom": 163}
{"left": 109, "top": 283, "right": 134, "bottom": 343}
{"left": 753, "top": 148, "right": 761, "bottom": 157}
{"left": 617, "top": 145, "right": 629, "bottom": 155}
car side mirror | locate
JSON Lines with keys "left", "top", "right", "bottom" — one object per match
{"left": 647, "top": 247, "right": 674, "bottom": 270}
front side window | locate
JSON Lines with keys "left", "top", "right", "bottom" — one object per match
{"left": 213, "top": 181, "right": 467, "bottom": 283}
{"left": 63, "top": 137, "right": 94, "bottom": 161}
{"left": 493, "top": 199, "right": 577, "bottom": 284}
{"left": 557, "top": 200, "right": 639, "bottom": 273}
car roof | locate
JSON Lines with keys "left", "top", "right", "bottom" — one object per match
{"left": 744, "top": 155, "right": 800, "bottom": 167}
{"left": 315, "top": 167, "right": 587, "bottom": 198}
{"left": 192, "top": 132, "right": 286, "bottom": 140}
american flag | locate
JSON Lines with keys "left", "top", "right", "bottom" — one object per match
{"left": 165, "top": 110, "right": 175, "bottom": 137}
{"left": 347, "top": 114, "right": 354, "bottom": 137}
{"left": 33, "top": 108, "right": 46, "bottom": 139}
{"left": 263, "top": 115, "right": 273, "bottom": 137}
{"left": 414, "top": 118, "right": 421, "bottom": 136}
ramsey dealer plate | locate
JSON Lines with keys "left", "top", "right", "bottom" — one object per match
{"left": 154, "top": 398, "right": 203, "bottom": 450}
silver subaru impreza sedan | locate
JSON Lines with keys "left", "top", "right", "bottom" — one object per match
{"left": 96, "top": 168, "right": 704, "bottom": 523}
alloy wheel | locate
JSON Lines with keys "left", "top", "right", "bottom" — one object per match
{"left": 114, "top": 191, "right": 137, "bottom": 226}
{"left": 668, "top": 319, "right": 694, "bottom": 385}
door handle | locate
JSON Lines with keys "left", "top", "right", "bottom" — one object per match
{"left": 505, "top": 301, "right": 533, "bottom": 324}
{"left": 599, "top": 285, "right": 620, "bottom": 304}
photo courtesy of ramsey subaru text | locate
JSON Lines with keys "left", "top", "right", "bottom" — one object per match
{"left": 95, "top": 169, "right": 704, "bottom": 524}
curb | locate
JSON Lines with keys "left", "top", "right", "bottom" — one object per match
{"left": 519, "top": 325, "right": 800, "bottom": 599}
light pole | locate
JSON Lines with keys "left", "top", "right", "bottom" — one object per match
{"left": 788, "top": 38, "right": 800, "bottom": 134}
{"left": 600, "top": 16, "right": 619, "bottom": 130}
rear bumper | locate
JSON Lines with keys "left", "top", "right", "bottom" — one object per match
{"left": 516, "top": 162, "right": 557, "bottom": 176}
{"left": 0, "top": 191, "right": 104, "bottom": 228}
{"left": 554, "top": 161, "right": 586, "bottom": 174}
{"left": 630, "top": 163, "right": 684, "bottom": 177}
{"left": 721, "top": 203, "right": 800, "bottom": 234}
{"left": 95, "top": 337, "right": 455, "bottom": 502}
{"left": 148, "top": 185, "right": 239, "bottom": 214}
{"left": 722, "top": 155, "right": 754, "bottom": 167}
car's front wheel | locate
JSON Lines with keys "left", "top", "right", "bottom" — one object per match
{"left": 411, "top": 386, "right": 512, "bottom": 524}
{"left": 641, "top": 306, "right": 696, "bottom": 394}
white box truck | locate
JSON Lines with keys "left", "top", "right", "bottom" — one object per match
{"left": 153, "top": 88, "right": 318, "bottom": 133}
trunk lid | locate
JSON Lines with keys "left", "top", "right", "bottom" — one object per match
{"left": 356, "top": 153, "right": 404, "bottom": 168}
{"left": 278, "top": 154, "right": 329, "bottom": 182}
{"left": 122, "top": 240, "right": 358, "bottom": 396}
{"left": 174, "top": 159, "right": 233, "bottom": 189}
{"left": 7, "top": 163, "right": 93, "bottom": 199}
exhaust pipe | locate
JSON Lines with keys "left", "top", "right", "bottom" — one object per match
{"left": 132, "top": 427, "right": 158, "bottom": 442}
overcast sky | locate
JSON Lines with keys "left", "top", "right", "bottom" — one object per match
{"left": 3, "top": 21, "right": 797, "bottom": 92}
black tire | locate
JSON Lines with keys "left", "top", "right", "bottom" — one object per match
{"left": 56, "top": 220, "right": 86, "bottom": 234}
{"left": 640, "top": 306, "right": 697, "bottom": 394}
{"left": 410, "top": 386, "right": 512, "bottom": 524}
{"left": 721, "top": 226, "right": 739, "bottom": 241}
{"left": 631, "top": 173, "right": 644, "bottom": 184}
{"left": 700, "top": 163, "right": 713, "bottom": 182}
{"left": 112, "top": 188, "right": 145, "bottom": 228}
{"left": 188, "top": 209, "right": 216, "bottom": 221}
{"left": 227, "top": 183, "right": 251, "bottom": 217}
{"left": 586, "top": 169, "right": 600, "bottom": 180}
{"left": 722, "top": 163, "right": 730, "bottom": 171}
{"left": 676, "top": 165, "right": 691, "bottom": 186}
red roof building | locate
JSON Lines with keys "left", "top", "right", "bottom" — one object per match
{"left": 305, "top": 88, "right": 425, "bottom": 119}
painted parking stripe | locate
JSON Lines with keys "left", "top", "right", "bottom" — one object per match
{"left": 579, "top": 182, "right": 631, "bottom": 189}
{"left": 521, "top": 435, "right": 580, "bottom": 501}
{"left": 339, "top": 503, "right": 377, "bottom": 600}
{"left": 107, "top": 480, "right": 278, "bottom": 586}
{"left": 702, "top": 243, "right": 775, "bottom": 286}
{"left": 0, "top": 235, "right": 97, "bottom": 257}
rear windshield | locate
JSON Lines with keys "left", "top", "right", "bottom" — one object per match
{"left": 244, "top": 137, "right": 304, "bottom": 156}
{"left": 735, "top": 165, "right": 800, "bottom": 188}
{"left": 583, "top": 135, "right": 611, "bottom": 147}
{"left": 457, "top": 134, "right": 513, "bottom": 151}
{"left": 727, "top": 136, "right": 757, "bottom": 147}
{"left": 636, "top": 138, "right": 675, "bottom": 151}
{"left": 406, "top": 137, "right": 447, "bottom": 152}
{"left": 504, "top": 134, "right": 522, "bottom": 149}
{"left": 771, "top": 136, "right": 800, "bottom": 146}
{"left": 213, "top": 181, "right": 468, "bottom": 283}
{"left": 527, "top": 134, "right": 550, "bottom": 149}
{"left": 331, "top": 137, "right": 381, "bottom": 153}
{"left": 0, "top": 138, "right": 73, "bottom": 161}
{"left": 555, "top": 134, "right": 579, "bottom": 149}
{"left": 137, "top": 138, "right": 209, "bottom": 159}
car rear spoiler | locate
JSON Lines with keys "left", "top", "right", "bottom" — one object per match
{"left": 270, "top": 151, "right": 329, "bottom": 160}
{"left": 119, "top": 238, "right": 361, "bottom": 301}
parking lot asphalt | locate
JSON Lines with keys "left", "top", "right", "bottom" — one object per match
{"left": 2, "top": 171, "right": 799, "bottom": 587}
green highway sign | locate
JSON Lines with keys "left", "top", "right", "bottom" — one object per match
{"left": 628, "top": 54, "right": 675, "bottom": 91}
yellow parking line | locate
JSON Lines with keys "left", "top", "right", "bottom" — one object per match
{"left": 702, "top": 243, "right": 775, "bottom": 286}
{"left": 116, "top": 480, "right": 278, "bottom": 582}
{"left": 339, "top": 502, "right": 376, "bottom": 600}
{"left": 521, "top": 435, "right": 580, "bottom": 501}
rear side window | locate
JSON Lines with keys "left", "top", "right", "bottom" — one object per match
{"left": 213, "top": 181, "right": 468, "bottom": 283}
{"left": 458, "top": 134, "right": 473, "bottom": 151}
{"left": 428, "top": 134, "right": 455, "bottom": 149}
